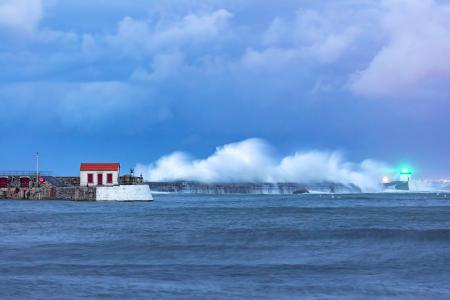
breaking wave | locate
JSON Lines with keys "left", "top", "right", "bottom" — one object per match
{"left": 136, "top": 138, "right": 389, "bottom": 192}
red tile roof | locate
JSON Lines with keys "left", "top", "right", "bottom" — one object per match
{"left": 80, "top": 163, "right": 120, "bottom": 171}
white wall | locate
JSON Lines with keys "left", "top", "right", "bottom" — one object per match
{"left": 399, "top": 174, "right": 412, "bottom": 182}
{"left": 96, "top": 185, "right": 153, "bottom": 201}
{"left": 80, "top": 170, "right": 119, "bottom": 186}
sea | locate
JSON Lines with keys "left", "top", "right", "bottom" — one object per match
{"left": 1, "top": 193, "right": 450, "bottom": 299}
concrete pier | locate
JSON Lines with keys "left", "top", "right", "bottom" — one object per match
{"left": 0, "top": 175, "right": 149, "bottom": 201}
{"left": 0, "top": 185, "right": 152, "bottom": 201}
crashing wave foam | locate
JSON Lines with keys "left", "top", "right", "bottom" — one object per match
{"left": 136, "top": 138, "right": 390, "bottom": 192}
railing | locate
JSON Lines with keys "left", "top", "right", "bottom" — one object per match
{"left": 0, "top": 171, "right": 52, "bottom": 176}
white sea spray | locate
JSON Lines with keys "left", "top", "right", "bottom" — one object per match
{"left": 136, "top": 138, "right": 390, "bottom": 192}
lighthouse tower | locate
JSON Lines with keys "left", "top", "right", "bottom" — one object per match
{"left": 399, "top": 169, "right": 412, "bottom": 182}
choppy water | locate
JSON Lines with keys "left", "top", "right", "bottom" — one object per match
{"left": 1, "top": 193, "right": 450, "bottom": 299}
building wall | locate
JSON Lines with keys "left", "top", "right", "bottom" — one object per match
{"left": 399, "top": 174, "right": 412, "bottom": 182}
{"left": 80, "top": 170, "right": 119, "bottom": 187}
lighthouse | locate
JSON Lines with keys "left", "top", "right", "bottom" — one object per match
{"left": 383, "top": 168, "right": 412, "bottom": 191}
{"left": 399, "top": 169, "right": 412, "bottom": 182}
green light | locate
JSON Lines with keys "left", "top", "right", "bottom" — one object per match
{"left": 400, "top": 168, "right": 412, "bottom": 175}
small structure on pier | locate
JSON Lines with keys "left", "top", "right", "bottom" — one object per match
{"left": 0, "top": 171, "right": 51, "bottom": 189}
{"left": 80, "top": 163, "right": 120, "bottom": 187}
{"left": 0, "top": 177, "right": 9, "bottom": 188}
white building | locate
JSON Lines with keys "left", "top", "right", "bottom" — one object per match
{"left": 80, "top": 163, "right": 120, "bottom": 187}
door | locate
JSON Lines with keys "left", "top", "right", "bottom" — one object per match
{"left": 97, "top": 174, "right": 103, "bottom": 186}
{"left": 0, "top": 177, "right": 8, "bottom": 188}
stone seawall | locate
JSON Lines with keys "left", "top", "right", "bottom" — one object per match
{"left": 55, "top": 187, "right": 96, "bottom": 201}
{"left": 147, "top": 181, "right": 362, "bottom": 194}
{"left": 0, "top": 187, "right": 96, "bottom": 201}
{"left": 0, "top": 187, "right": 53, "bottom": 200}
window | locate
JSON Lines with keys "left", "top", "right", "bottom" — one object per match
{"left": 87, "top": 173, "right": 94, "bottom": 184}
{"left": 97, "top": 174, "right": 103, "bottom": 186}
{"left": 107, "top": 173, "right": 113, "bottom": 184}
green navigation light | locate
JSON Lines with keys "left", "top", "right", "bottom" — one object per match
{"left": 400, "top": 168, "right": 412, "bottom": 175}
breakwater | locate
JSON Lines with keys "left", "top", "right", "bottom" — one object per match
{"left": 147, "top": 181, "right": 362, "bottom": 194}
{"left": 1, "top": 176, "right": 362, "bottom": 200}
{"left": 0, "top": 175, "right": 151, "bottom": 201}
{"left": 0, "top": 175, "right": 96, "bottom": 200}
{"left": 0, "top": 186, "right": 96, "bottom": 201}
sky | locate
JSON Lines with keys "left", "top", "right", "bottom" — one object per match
{"left": 0, "top": 0, "right": 449, "bottom": 180}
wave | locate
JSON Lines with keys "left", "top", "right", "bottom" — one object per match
{"left": 136, "top": 138, "right": 389, "bottom": 192}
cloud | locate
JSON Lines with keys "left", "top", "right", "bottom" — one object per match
{"left": 241, "top": 47, "right": 301, "bottom": 71}
{"left": 266, "top": 10, "right": 360, "bottom": 63}
{"left": 152, "top": 9, "right": 233, "bottom": 46}
{"left": 107, "top": 9, "right": 233, "bottom": 55}
{"left": 0, "top": 0, "right": 79, "bottom": 45}
{"left": 131, "top": 51, "right": 186, "bottom": 82}
{"left": 0, "top": 0, "right": 43, "bottom": 33}
{"left": 242, "top": 8, "right": 360, "bottom": 70}
{"left": 136, "top": 138, "right": 388, "bottom": 192}
{"left": 351, "top": 0, "right": 450, "bottom": 97}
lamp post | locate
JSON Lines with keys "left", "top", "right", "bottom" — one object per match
{"left": 36, "top": 152, "right": 41, "bottom": 200}
{"left": 36, "top": 152, "right": 39, "bottom": 188}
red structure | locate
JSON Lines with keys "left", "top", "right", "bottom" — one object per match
{"left": 97, "top": 174, "right": 103, "bottom": 186}
{"left": 88, "top": 173, "right": 94, "bottom": 184}
{"left": 107, "top": 173, "right": 113, "bottom": 184}
{"left": 20, "top": 177, "right": 31, "bottom": 188}
{"left": 80, "top": 163, "right": 120, "bottom": 172}
{"left": 0, "top": 177, "right": 9, "bottom": 188}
